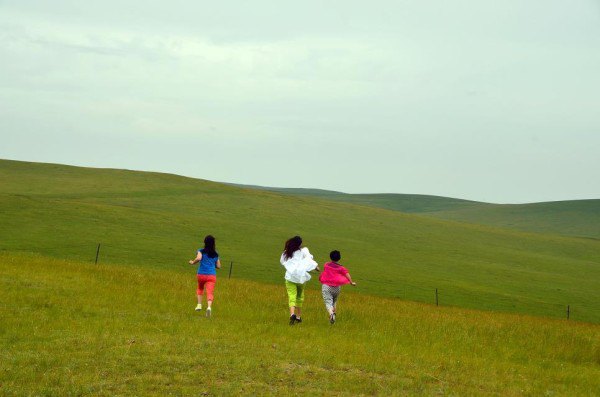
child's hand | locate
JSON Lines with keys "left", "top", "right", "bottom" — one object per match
{"left": 188, "top": 260, "right": 194, "bottom": 265}
{"left": 351, "top": 282, "right": 357, "bottom": 286}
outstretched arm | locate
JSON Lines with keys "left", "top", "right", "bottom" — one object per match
{"left": 345, "top": 273, "right": 356, "bottom": 286}
{"left": 189, "top": 251, "right": 202, "bottom": 265}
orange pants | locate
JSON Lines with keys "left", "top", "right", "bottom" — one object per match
{"left": 197, "top": 275, "right": 216, "bottom": 301}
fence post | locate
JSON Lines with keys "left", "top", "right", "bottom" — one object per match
{"left": 95, "top": 243, "right": 101, "bottom": 265}
{"left": 567, "top": 305, "right": 570, "bottom": 320}
{"left": 435, "top": 288, "right": 438, "bottom": 306}
{"left": 228, "top": 261, "right": 233, "bottom": 279}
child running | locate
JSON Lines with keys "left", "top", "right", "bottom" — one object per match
{"left": 280, "top": 235, "right": 320, "bottom": 325}
{"left": 319, "top": 250, "right": 356, "bottom": 324}
{"left": 189, "top": 235, "right": 221, "bottom": 317}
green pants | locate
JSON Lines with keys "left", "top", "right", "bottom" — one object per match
{"left": 285, "top": 281, "right": 305, "bottom": 308}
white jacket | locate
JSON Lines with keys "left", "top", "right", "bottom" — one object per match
{"left": 280, "top": 247, "right": 318, "bottom": 284}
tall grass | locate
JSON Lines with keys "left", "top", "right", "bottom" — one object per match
{"left": 1, "top": 253, "right": 598, "bottom": 395}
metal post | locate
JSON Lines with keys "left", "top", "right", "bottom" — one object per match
{"left": 95, "top": 243, "right": 101, "bottom": 265}
{"left": 567, "top": 305, "right": 570, "bottom": 320}
{"left": 228, "top": 261, "right": 233, "bottom": 279}
{"left": 435, "top": 288, "right": 438, "bottom": 306}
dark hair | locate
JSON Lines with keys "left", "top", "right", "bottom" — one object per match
{"left": 330, "top": 250, "right": 341, "bottom": 262}
{"left": 283, "top": 236, "right": 302, "bottom": 260}
{"left": 203, "top": 235, "right": 217, "bottom": 258}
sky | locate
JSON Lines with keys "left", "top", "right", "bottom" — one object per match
{"left": 1, "top": 1, "right": 599, "bottom": 203}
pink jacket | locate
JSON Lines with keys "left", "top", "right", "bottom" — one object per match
{"left": 319, "top": 261, "right": 350, "bottom": 287}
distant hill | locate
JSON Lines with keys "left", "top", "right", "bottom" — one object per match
{"left": 235, "top": 184, "right": 600, "bottom": 238}
{"left": 431, "top": 200, "right": 600, "bottom": 239}
{"left": 232, "top": 184, "right": 484, "bottom": 213}
{"left": 2, "top": 159, "right": 599, "bottom": 322}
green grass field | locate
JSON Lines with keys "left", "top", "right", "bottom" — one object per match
{"left": 1, "top": 159, "right": 600, "bottom": 324}
{"left": 1, "top": 253, "right": 599, "bottom": 395}
{"left": 242, "top": 186, "right": 600, "bottom": 239}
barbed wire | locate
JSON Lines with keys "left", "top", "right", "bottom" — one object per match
{"left": 1, "top": 245, "right": 595, "bottom": 321}
{"left": 0, "top": 244, "right": 94, "bottom": 251}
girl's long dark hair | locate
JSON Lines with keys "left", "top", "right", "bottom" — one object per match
{"left": 283, "top": 236, "right": 302, "bottom": 260}
{"left": 203, "top": 235, "right": 217, "bottom": 258}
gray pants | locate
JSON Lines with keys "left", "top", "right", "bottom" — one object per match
{"left": 321, "top": 284, "right": 341, "bottom": 311}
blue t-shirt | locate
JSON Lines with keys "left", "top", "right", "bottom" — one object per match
{"left": 197, "top": 248, "right": 219, "bottom": 275}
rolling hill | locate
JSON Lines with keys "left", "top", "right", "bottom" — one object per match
{"left": 1, "top": 159, "right": 599, "bottom": 323}
{"left": 230, "top": 184, "right": 485, "bottom": 213}
{"left": 236, "top": 185, "right": 600, "bottom": 238}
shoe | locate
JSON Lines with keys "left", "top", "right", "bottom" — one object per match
{"left": 206, "top": 307, "right": 212, "bottom": 318}
{"left": 329, "top": 313, "right": 336, "bottom": 324}
{"left": 195, "top": 304, "right": 202, "bottom": 311}
{"left": 289, "top": 314, "right": 297, "bottom": 325}
{"left": 295, "top": 317, "right": 302, "bottom": 324}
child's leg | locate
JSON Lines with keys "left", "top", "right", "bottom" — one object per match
{"left": 321, "top": 285, "right": 335, "bottom": 315}
{"left": 295, "top": 283, "right": 305, "bottom": 317}
{"left": 285, "top": 281, "right": 298, "bottom": 315}
{"left": 196, "top": 275, "right": 205, "bottom": 304}
{"left": 331, "top": 286, "right": 341, "bottom": 313}
{"left": 204, "top": 276, "right": 216, "bottom": 308}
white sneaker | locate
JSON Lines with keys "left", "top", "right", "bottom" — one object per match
{"left": 206, "top": 307, "right": 212, "bottom": 318}
{"left": 195, "top": 304, "right": 202, "bottom": 311}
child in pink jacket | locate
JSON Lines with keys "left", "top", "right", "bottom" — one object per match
{"left": 318, "top": 250, "right": 356, "bottom": 324}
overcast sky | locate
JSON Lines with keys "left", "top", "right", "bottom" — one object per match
{"left": 1, "top": 1, "right": 599, "bottom": 203}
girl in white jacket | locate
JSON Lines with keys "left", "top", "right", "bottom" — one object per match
{"left": 280, "top": 235, "right": 319, "bottom": 325}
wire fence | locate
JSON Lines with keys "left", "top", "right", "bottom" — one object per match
{"left": 1, "top": 244, "right": 596, "bottom": 323}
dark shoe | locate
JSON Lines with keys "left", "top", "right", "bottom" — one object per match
{"left": 295, "top": 317, "right": 302, "bottom": 324}
{"left": 289, "top": 314, "right": 297, "bottom": 325}
{"left": 329, "top": 313, "right": 336, "bottom": 324}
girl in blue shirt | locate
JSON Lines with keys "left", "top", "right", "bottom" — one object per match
{"left": 189, "top": 235, "right": 221, "bottom": 317}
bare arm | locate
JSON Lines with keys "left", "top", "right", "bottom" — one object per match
{"left": 346, "top": 273, "right": 356, "bottom": 286}
{"left": 216, "top": 259, "right": 221, "bottom": 269}
{"left": 189, "top": 251, "right": 202, "bottom": 265}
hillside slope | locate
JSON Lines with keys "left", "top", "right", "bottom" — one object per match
{"left": 1, "top": 159, "right": 599, "bottom": 322}
{"left": 237, "top": 185, "right": 600, "bottom": 238}
{"left": 431, "top": 200, "right": 600, "bottom": 238}
{"left": 2, "top": 254, "right": 599, "bottom": 395}
{"left": 232, "top": 184, "right": 485, "bottom": 213}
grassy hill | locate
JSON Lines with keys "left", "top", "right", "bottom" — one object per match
{"left": 1, "top": 254, "right": 599, "bottom": 395}
{"left": 232, "top": 184, "right": 485, "bottom": 213}
{"left": 431, "top": 200, "right": 600, "bottom": 238}
{"left": 1, "top": 159, "right": 600, "bottom": 323}
{"left": 237, "top": 185, "right": 600, "bottom": 238}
